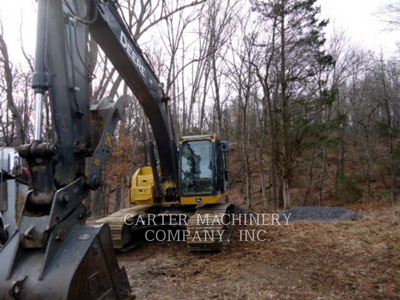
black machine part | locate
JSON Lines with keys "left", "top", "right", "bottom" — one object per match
{"left": 0, "top": 223, "right": 7, "bottom": 246}
{"left": 89, "top": 0, "right": 178, "bottom": 183}
{"left": 0, "top": 0, "right": 183, "bottom": 298}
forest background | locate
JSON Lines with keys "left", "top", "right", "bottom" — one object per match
{"left": 2, "top": 0, "right": 400, "bottom": 215}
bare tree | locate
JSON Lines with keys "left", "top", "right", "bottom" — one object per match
{"left": 378, "top": 1, "right": 400, "bottom": 30}
{"left": 0, "top": 24, "right": 26, "bottom": 145}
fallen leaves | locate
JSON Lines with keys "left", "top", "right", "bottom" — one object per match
{"left": 117, "top": 205, "right": 400, "bottom": 299}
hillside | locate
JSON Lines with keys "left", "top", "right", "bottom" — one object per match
{"left": 227, "top": 140, "right": 396, "bottom": 213}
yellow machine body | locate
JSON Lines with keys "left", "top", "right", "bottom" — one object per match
{"left": 130, "top": 166, "right": 156, "bottom": 205}
{"left": 130, "top": 167, "right": 180, "bottom": 205}
{"left": 130, "top": 134, "right": 229, "bottom": 207}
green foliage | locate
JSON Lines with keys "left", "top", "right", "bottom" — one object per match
{"left": 394, "top": 141, "right": 400, "bottom": 161}
{"left": 377, "top": 122, "right": 399, "bottom": 138}
{"left": 252, "top": 0, "right": 329, "bottom": 53}
{"left": 320, "top": 88, "right": 337, "bottom": 107}
{"left": 336, "top": 175, "right": 363, "bottom": 203}
{"left": 378, "top": 188, "right": 391, "bottom": 198}
{"left": 303, "top": 113, "right": 345, "bottom": 151}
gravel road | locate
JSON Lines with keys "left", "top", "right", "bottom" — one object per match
{"left": 279, "top": 206, "right": 362, "bottom": 223}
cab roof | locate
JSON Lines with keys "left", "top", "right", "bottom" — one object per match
{"left": 180, "top": 134, "right": 216, "bottom": 142}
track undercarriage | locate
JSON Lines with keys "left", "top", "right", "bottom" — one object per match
{"left": 96, "top": 203, "right": 235, "bottom": 253}
{"left": 186, "top": 203, "right": 235, "bottom": 252}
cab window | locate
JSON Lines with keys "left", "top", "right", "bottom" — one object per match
{"left": 180, "top": 140, "right": 214, "bottom": 195}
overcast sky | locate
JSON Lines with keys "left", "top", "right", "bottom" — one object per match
{"left": 319, "top": 0, "right": 398, "bottom": 56}
{"left": 0, "top": 0, "right": 398, "bottom": 65}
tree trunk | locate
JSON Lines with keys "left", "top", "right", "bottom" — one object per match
{"left": 257, "top": 147, "right": 269, "bottom": 210}
{"left": 211, "top": 51, "right": 223, "bottom": 138}
{"left": 304, "top": 147, "right": 317, "bottom": 206}
{"left": 282, "top": 178, "right": 291, "bottom": 209}
{"left": 318, "top": 147, "right": 327, "bottom": 206}
{"left": 199, "top": 63, "right": 210, "bottom": 132}
{"left": 0, "top": 33, "right": 25, "bottom": 144}
{"left": 244, "top": 151, "right": 252, "bottom": 209}
{"left": 270, "top": 158, "right": 278, "bottom": 209}
{"left": 335, "top": 124, "right": 345, "bottom": 200}
{"left": 115, "top": 186, "right": 122, "bottom": 212}
{"left": 364, "top": 124, "right": 375, "bottom": 202}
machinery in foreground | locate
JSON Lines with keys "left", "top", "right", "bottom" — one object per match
{"left": 0, "top": 147, "right": 28, "bottom": 246}
{"left": 0, "top": 0, "right": 234, "bottom": 298}
{"left": 0, "top": 0, "right": 134, "bottom": 299}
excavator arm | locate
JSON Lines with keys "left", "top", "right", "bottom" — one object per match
{"left": 0, "top": 0, "right": 176, "bottom": 298}
{"left": 88, "top": 1, "right": 178, "bottom": 183}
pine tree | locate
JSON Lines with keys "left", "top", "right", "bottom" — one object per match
{"left": 252, "top": 0, "right": 333, "bottom": 208}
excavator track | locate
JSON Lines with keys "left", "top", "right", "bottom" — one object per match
{"left": 96, "top": 204, "right": 236, "bottom": 253}
{"left": 186, "top": 203, "right": 235, "bottom": 252}
{"left": 96, "top": 205, "right": 197, "bottom": 252}
{"left": 96, "top": 205, "right": 152, "bottom": 252}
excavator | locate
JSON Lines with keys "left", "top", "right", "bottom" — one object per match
{"left": 0, "top": 0, "right": 233, "bottom": 299}
{"left": 98, "top": 132, "right": 233, "bottom": 252}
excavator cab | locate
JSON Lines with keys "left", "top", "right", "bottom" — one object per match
{"left": 179, "top": 135, "right": 230, "bottom": 205}
{"left": 130, "top": 134, "right": 230, "bottom": 206}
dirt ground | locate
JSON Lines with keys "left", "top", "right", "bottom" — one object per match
{"left": 117, "top": 205, "right": 400, "bottom": 300}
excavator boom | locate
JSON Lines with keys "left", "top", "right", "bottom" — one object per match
{"left": 89, "top": 1, "right": 178, "bottom": 182}
{"left": 0, "top": 0, "right": 172, "bottom": 298}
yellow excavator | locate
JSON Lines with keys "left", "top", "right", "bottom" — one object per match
{"left": 97, "top": 133, "right": 234, "bottom": 252}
